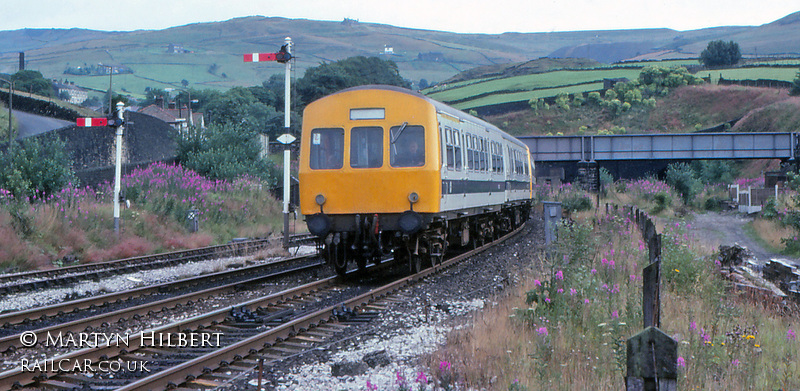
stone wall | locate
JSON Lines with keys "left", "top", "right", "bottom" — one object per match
{"left": 43, "top": 111, "right": 178, "bottom": 187}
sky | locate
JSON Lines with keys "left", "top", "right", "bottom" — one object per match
{"left": 2, "top": 0, "right": 799, "bottom": 34}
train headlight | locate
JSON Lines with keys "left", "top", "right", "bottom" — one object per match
{"left": 306, "top": 213, "right": 331, "bottom": 237}
{"left": 398, "top": 210, "right": 423, "bottom": 235}
{"left": 315, "top": 194, "right": 326, "bottom": 206}
{"left": 408, "top": 192, "right": 419, "bottom": 204}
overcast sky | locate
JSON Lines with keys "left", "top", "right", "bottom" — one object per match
{"left": 2, "top": 0, "right": 798, "bottom": 34}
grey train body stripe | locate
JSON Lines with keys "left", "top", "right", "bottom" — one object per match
{"left": 441, "top": 179, "right": 530, "bottom": 194}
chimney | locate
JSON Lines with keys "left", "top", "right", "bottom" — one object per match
{"left": 19, "top": 52, "right": 24, "bottom": 70}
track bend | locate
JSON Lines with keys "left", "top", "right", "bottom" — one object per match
{"left": 0, "top": 226, "right": 523, "bottom": 390}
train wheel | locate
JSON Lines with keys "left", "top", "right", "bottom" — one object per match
{"left": 329, "top": 243, "right": 348, "bottom": 276}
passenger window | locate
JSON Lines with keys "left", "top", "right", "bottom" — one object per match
{"left": 350, "top": 126, "right": 383, "bottom": 168}
{"left": 310, "top": 128, "right": 344, "bottom": 170}
{"left": 454, "top": 131, "right": 462, "bottom": 171}
{"left": 390, "top": 125, "right": 425, "bottom": 167}
{"left": 445, "top": 128, "right": 454, "bottom": 170}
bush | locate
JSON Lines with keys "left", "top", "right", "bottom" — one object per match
{"left": 665, "top": 163, "right": 701, "bottom": 205}
{"left": 562, "top": 194, "right": 593, "bottom": 213}
{"left": 0, "top": 135, "right": 77, "bottom": 200}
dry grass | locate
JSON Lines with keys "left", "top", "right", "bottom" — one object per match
{"left": 424, "top": 208, "right": 799, "bottom": 390}
{"left": 751, "top": 218, "right": 793, "bottom": 252}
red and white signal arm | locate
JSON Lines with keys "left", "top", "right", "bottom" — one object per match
{"left": 76, "top": 118, "right": 108, "bottom": 127}
{"left": 243, "top": 53, "right": 278, "bottom": 62}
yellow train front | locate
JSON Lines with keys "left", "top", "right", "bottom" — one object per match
{"left": 299, "top": 85, "right": 533, "bottom": 275}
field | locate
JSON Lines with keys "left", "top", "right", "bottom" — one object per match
{"left": 423, "top": 58, "right": 800, "bottom": 112}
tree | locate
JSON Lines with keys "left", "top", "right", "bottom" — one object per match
{"left": 296, "top": 56, "right": 411, "bottom": 106}
{"left": 700, "top": 40, "right": 742, "bottom": 67}
{"left": 175, "top": 123, "right": 277, "bottom": 183}
{"left": 10, "top": 70, "right": 54, "bottom": 97}
{"left": 790, "top": 69, "right": 800, "bottom": 96}
{"left": 0, "top": 135, "right": 76, "bottom": 199}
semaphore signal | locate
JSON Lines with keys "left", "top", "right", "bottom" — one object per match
{"left": 76, "top": 117, "right": 108, "bottom": 127}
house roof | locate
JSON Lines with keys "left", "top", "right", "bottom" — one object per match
{"left": 139, "top": 104, "right": 203, "bottom": 125}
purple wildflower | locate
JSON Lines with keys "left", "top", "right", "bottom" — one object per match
{"left": 677, "top": 357, "right": 685, "bottom": 368}
{"left": 788, "top": 329, "right": 796, "bottom": 341}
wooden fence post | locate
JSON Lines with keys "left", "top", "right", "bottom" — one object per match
{"left": 626, "top": 327, "right": 678, "bottom": 391}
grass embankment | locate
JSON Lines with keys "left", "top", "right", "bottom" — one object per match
{"left": 0, "top": 162, "right": 283, "bottom": 272}
{"left": 487, "top": 84, "right": 800, "bottom": 136}
{"left": 420, "top": 180, "right": 798, "bottom": 390}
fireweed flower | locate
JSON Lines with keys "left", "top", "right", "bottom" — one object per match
{"left": 788, "top": 329, "right": 796, "bottom": 341}
{"left": 569, "top": 288, "right": 577, "bottom": 296}
{"left": 439, "top": 361, "right": 451, "bottom": 371}
{"left": 677, "top": 357, "right": 686, "bottom": 368}
{"left": 537, "top": 327, "right": 548, "bottom": 336}
{"left": 416, "top": 371, "right": 428, "bottom": 384}
{"left": 534, "top": 279, "right": 542, "bottom": 287}
{"left": 555, "top": 270, "right": 564, "bottom": 280}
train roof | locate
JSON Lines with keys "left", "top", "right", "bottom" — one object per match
{"left": 321, "top": 85, "right": 529, "bottom": 149}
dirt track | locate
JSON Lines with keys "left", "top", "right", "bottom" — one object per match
{"left": 686, "top": 211, "right": 797, "bottom": 266}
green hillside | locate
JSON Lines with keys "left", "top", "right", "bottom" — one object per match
{"left": 1, "top": 12, "right": 799, "bottom": 101}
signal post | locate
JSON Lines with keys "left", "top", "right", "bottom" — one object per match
{"left": 244, "top": 37, "right": 294, "bottom": 248}
{"left": 77, "top": 102, "right": 126, "bottom": 235}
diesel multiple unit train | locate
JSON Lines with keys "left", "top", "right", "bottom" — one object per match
{"left": 299, "top": 85, "right": 534, "bottom": 275}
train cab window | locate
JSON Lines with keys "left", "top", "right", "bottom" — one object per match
{"left": 350, "top": 126, "right": 383, "bottom": 169}
{"left": 390, "top": 124, "right": 425, "bottom": 167}
{"left": 309, "top": 128, "right": 344, "bottom": 170}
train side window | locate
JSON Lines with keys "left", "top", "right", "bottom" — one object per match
{"left": 454, "top": 130, "right": 462, "bottom": 171}
{"left": 445, "top": 127, "right": 454, "bottom": 170}
{"left": 390, "top": 125, "right": 425, "bottom": 167}
{"left": 350, "top": 126, "right": 383, "bottom": 169}
{"left": 466, "top": 134, "right": 474, "bottom": 170}
{"left": 310, "top": 128, "right": 344, "bottom": 170}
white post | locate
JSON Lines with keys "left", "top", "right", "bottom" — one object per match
{"left": 113, "top": 101, "right": 124, "bottom": 235}
{"left": 282, "top": 37, "right": 292, "bottom": 248}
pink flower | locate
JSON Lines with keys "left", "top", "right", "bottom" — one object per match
{"left": 537, "top": 327, "right": 548, "bottom": 336}
{"left": 584, "top": 299, "right": 590, "bottom": 304}
{"left": 439, "top": 361, "right": 451, "bottom": 371}
{"left": 534, "top": 279, "right": 542, "bottom": 287}
{"left": 690, "top": 321, "right": 697, "bottom": 332}
{"left": 545, "top": 297, "right": 551, "bottom": 303}
{"left": 629, "top": 274, "right": 637, "bottom": 281}
{"left": 366, "top": 380, "right": 377, "bottom": 391}
{"left": 570, "top": 288, "right": 577, "bottom": 296}
{"left": 788, "top": 329, "right": 796, "bottom": 341}
{"left": 612, "top": 310, "right": 619, "bottom": 318}
{"left": 677, "top": 357, "right": 686, "bottom": 368}
{"left": 591, "top": 268, "right": 597, "bottom": 275}
{"left": 416, "top": 371, "right": 428, "bottom": 384}
{"left": 555, "top": 270, "right": 564, "bottom": 280}
{"left": 557, "top": 288, "right": 564, "bottom": 294}
{"left": 731, "top": 359, "right": 740, "bottom": 367}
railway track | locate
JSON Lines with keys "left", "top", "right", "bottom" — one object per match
{"left": 0, "top": 253, "right": 325, "bottom": 355}
{"left": 0, "top": 224, "right": 524, "bottom": 390}
{"left": 0, "top": 234, "right": 316, "bottom": 295}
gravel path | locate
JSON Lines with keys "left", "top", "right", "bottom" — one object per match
{"left": 686, "top": 210, "right": 799, "bottom": 266}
